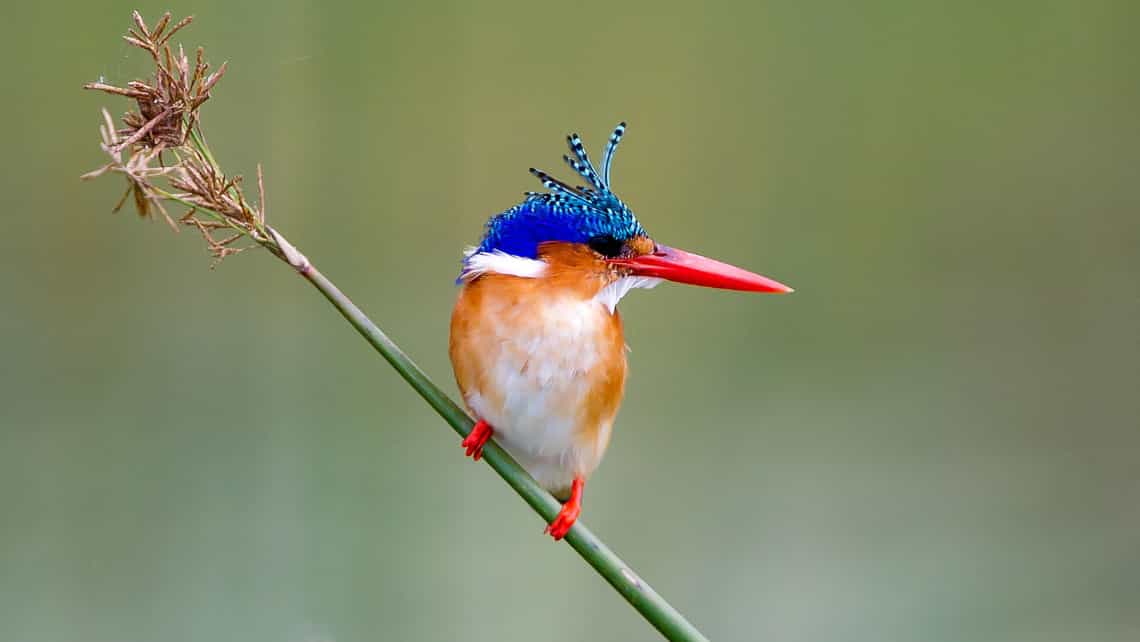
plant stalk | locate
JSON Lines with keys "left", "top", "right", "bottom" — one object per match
{"left": 286, "top": 249, "right": 709, "bottom": 642}
{"left": 85, "top": 11, "right": 711, "bottom": 640}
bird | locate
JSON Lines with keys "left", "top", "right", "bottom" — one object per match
{"left": 449, "top": 122, "right": 792, "bottom": 540}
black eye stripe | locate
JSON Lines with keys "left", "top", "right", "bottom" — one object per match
{"left": 587, "top": 235, "right": 624, "bottom": 258}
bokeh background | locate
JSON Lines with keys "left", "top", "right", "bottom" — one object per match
{"left": 2, "top": 1, "right": 1138, "bottom": 641}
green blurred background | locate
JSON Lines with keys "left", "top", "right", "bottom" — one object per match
{"left": 2, "top": 1, "right": 1138, "bottom": 640}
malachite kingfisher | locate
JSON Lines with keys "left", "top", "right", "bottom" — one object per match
{"left": 449, "top": 123, "right": 792, "bottom": 540}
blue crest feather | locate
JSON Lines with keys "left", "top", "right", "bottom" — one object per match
{"left": 467, "top": 122, "right": 646, "bottom": 265}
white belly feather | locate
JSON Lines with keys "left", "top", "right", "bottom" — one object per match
{"left": 464, "top": 297, "right": 617, "bottom": 493}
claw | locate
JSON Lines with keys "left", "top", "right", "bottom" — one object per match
{"left": 461, "top": 419, "right": 493, "bottom": 461}
{"left": 544, "top": 477, "right": 584, "bottom": 541}
{"left": 544, "top": 504, "right": 580, "bottom": 540}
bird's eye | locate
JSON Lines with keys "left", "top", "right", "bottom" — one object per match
{"left": 587, "top": 235, "right": 625, "bottom": 258}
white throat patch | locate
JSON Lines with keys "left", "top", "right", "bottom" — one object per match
{"left": 461, "top": 248, "right": 660, "bottom": 312}
{"left": 594, "top": 276, "right": 663, "bottom": 313}
{"left": 461, "top": 248, "right": 548, "bottom": 281}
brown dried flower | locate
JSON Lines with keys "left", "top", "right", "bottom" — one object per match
{"left": 82, "top": 11, "right": 280, "bottom": 266}
{"left": 84, "top": 11, "right": 224, "bottom": 150}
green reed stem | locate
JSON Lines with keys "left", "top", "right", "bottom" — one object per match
{"left": 85, "top": 11, "right": 709, "bottom": 640}
{"left": 289, "top": 257, "right": 709, "bottom": 642}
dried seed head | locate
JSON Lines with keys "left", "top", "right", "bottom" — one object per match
{"left": 83, "top": 12, "right": 221, "bottom": 151}
{"left": 83, "top": 12, "right": 274, "bottom": 265}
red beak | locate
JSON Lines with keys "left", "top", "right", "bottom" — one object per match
{"left": 608, "top": 244, "right": 793, "bottom": 293}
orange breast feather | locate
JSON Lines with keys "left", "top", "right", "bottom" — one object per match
{"left": 449, "top": 245, "right": 628, "bottom": 490}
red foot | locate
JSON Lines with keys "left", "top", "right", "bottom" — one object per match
{"left": 545, "top": 477, "right": 584, "bottom": 541}
{"left": 462, "top": 419, "right": 493, "bottom": 461}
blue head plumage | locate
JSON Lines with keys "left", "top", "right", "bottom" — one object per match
{"left": 470, "top": 123, "right": 646, "bottom": 262}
